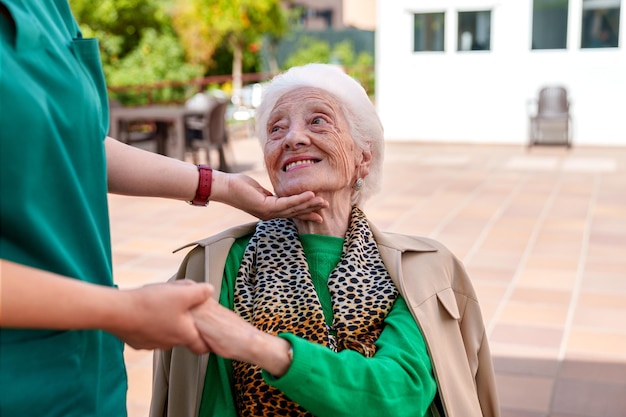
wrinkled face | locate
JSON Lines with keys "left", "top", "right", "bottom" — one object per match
{"left": 263, "top": 87, "right": 370, "bottom": 199}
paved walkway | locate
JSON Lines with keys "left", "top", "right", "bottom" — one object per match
{"left": 111, "top": 137, "right": 626, "bottom": 417}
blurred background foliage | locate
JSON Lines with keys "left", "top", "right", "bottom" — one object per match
{"left": 69, "top": 0, "right": 374, "bottom": 105}
{"left": 282, "top": 37, "right": 374, "bottom": 95}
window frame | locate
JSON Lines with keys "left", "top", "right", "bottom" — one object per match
{"left": 580, "top": 0, "right": 621, "bottom": 48}
{"left": 530, "top": 0, "right": 570, "bottom": 50}
{"left": 456, "top": 9, "right": 493, "bottom": 52}
{"left": 412, "top": 11, "right": 447, "bottom": 52}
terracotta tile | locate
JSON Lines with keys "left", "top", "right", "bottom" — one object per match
{"left": 132, "top": 254, "right": 186, "bottom": 269}
{"left": 434, "top": 237, "right": 473, "bottom": 259}
{"left": 592, "top": 204, "right": 626, "bottom": 218}
{"left": 566, "top": 329, "right": 626, "bottom": 359}
{"left": 466, "top": 265, "right": 516, "bottom": 284}
{"left": 495, "top": 373, "right": 553, "bottom": 413}
{"left": 531, "top": 240, "right": 583, "bottom": 256}
{"left": 577, "top": 292, "right": 626, "bottom": 310}
{"left": 509, "top": 287, "right": 571, "bottom": 305}
{"left": 480, "top": 235, "right": 533, "bottom": 251}
{"left": 127, "top": 401, "right": 150, "bottom": 417}
{"left": 467, "top": 250, "right": 525, "bottom": 270}
{"left": 113, "top": 268, "right": 164, "bottom": 288}
{"left": 585, "top": 247, "right": 626, "bottom": 264}
{"left": 480, "top": 301, "right": 500, "bottom": 326}
{"left": 516, "top": 268, "right": 578, "bottom": 290}
{"left": 551, "top": 378, "right": 626, "bottom": 417}
{"left": 581, "top": 273, "right": 626, "bottom": 293}
{"left": 583, "top": 258, "right": 626, "bottom": 274}
{"left": 493, "top": 355, "right": 560, "bottom": 377}
{"left": 114, "top": 237, "right": 175, "bottom": 253}
{"left": 472, "top": 282, "right": 509, "bottom": 302}
{"left": 490, "top": 343, "right": 560, "bottom": 359}
{"left": 500, "top": 204, "right": 545, "bottom": 218}
{"left": 523, "top": 254, "right": 580, "bottom": 270}
{"left": 499, "top": 303, "right": 569, "bottom": 326}
{"left": 588, "top": 230, "right": 626, "bottom": 246}
{"left": 559, "top": 358, "right": 626, "bottom": 384}
{"left": 548, "top": 414, "right": 585, "bottom": 417}
{"left": 490, "top": 324, "right": 564, "bottom": 349}
{"left": 572, "top": 306, "right": 626, "bottom": 331}
{"left": 111, "top": 251, "right": 138, "bottom": 267}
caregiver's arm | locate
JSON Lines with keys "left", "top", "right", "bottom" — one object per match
{"left": 104, "top": 137, "right": 328, "bottom": 222}
{"left": 1, "top": 259, "right": 213, "bottom": 353}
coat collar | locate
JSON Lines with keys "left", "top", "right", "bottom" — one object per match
{"left": 368, "top": 221, "right": 439, "bottom": 253}
{"left": 173, "top": 222, "right": 258, "bottom": 253}
{"left": 174, "top": 220, "right": 439, "bottom": 254}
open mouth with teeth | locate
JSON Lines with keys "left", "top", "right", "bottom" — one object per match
{"left": 283, "top": 159, "right": 320, "bottom": 172}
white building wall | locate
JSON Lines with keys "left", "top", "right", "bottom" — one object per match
{"left": 376, "top": 0, "right": 626, "bottom": 145}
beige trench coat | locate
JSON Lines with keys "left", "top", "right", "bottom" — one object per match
{"left": 150, "top": 221, "right": 501, "bottom": 417}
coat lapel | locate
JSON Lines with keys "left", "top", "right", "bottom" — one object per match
{"left": 368, "top": 221, "right": 438, "bottom": 298}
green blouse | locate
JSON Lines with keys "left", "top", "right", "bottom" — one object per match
{"left": 198, "top": 234, "right": 437, "bottom": 417}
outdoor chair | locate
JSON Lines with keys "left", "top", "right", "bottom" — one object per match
{"left": 108, "top": 99, "right": 167, "bottom": 154}
{"left": 185, "top": 95, "right": 233, "bottom": 172}
{"left": 528, "top": 86, "right": 572, "bottom": 148}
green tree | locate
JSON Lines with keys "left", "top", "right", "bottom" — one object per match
{"left": 173, "top": 0, "right": 288, "bottom": 105}
{"left": 108, "top": 29, "right": 204, "bottom": 104}
{"left": 283, "top": 37, "right": 375, "bottom": 96}
{"left": 70, "top": 0, "right": 165, "bottom": 58}
{"left": 70, "top": 0, "right": 204, "bottom": 104}
{"left": 283, "top": 37, "right": 331, "bottom": 69}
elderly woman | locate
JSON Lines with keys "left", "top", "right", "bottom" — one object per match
{"left": 150, "top": 64, "right": 500, "bottom": 417}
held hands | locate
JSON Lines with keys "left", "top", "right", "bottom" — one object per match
{"left": 191, "top": 298, "right": 293, "bottom": 377}
{"left": 211, "top": 171, "right": 328, "bottom": 222}
{"left": 111, "top": 266, "right": 293, "bottom": 374}
{"left": 110, "top": 280, "right": 214, "bottom": 354}
{"left": 191, "top": 297, "right": 258, "bottom": 360}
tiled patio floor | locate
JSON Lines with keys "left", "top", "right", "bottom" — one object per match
{"left": 111, "top": 137, "right": 626, "bottom": 417}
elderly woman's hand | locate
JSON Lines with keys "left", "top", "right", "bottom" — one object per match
{"left": 211, "top": 171, "right": 328, "bottom": 222}
{"left": 192, "top": 298, "right": 293, "bottom": 377}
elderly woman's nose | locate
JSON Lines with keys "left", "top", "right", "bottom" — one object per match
{"left": 282, "top": 126, "right": 310, "bottom": 148}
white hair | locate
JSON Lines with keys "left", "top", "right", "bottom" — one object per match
{"left": 255, "top": 63, "right": 384, "bottom": 207}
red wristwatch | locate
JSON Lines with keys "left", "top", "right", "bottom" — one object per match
{"left": 189, "top": 165, "right": 212, "bottom": 206}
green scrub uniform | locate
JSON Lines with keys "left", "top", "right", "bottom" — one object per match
{"left": 0, "top": 1, "right": 126, "bottom": 416}
{"left": 199, "top": 234, "right": 437, "bottom": 417}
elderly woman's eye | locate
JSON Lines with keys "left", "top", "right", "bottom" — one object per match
{"left": 312, "top": 116, "right": 326, "bottom": 125}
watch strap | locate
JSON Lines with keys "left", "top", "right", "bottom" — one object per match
{"left": 189, "top": 164, "right": 212, "bottom": 206}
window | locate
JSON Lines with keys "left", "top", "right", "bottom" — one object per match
{"left": 414, "top": 13, "right": 445, "bottom": 52}
{"left": 457, "top": 11, "right": 492, "bottom": 51}
{"left": 581, "top": 0, "right": 621, "bottom": 48}
{"left": 291, "top": 6, "right": 334, "bottom": 29}
{"left": 532, "top": 0, "right": 569, "bottom": 49}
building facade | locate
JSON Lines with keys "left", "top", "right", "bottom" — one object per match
{"left": 272, "top": 0, "right": 375, "bottom": 75}
{"left": 376, "top": 0, "right": 625, "bottom": 146}
{"left": 288, "top": 0, "right": 376, "bottom": 30}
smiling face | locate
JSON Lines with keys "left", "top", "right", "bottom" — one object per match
{"left": 263, "top": 87, "right": 371, "bottom": 204}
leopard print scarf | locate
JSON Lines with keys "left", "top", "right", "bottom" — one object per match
{"left": 232, "top": 206, "right": 398, "bottom": 417}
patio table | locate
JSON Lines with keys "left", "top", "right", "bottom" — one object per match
{"left": 109, "top": 105, "right": 204, "bottom": 160}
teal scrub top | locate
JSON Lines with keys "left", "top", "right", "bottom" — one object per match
{"left": 0, "top": 1, "right": 126, "bottom": 416}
